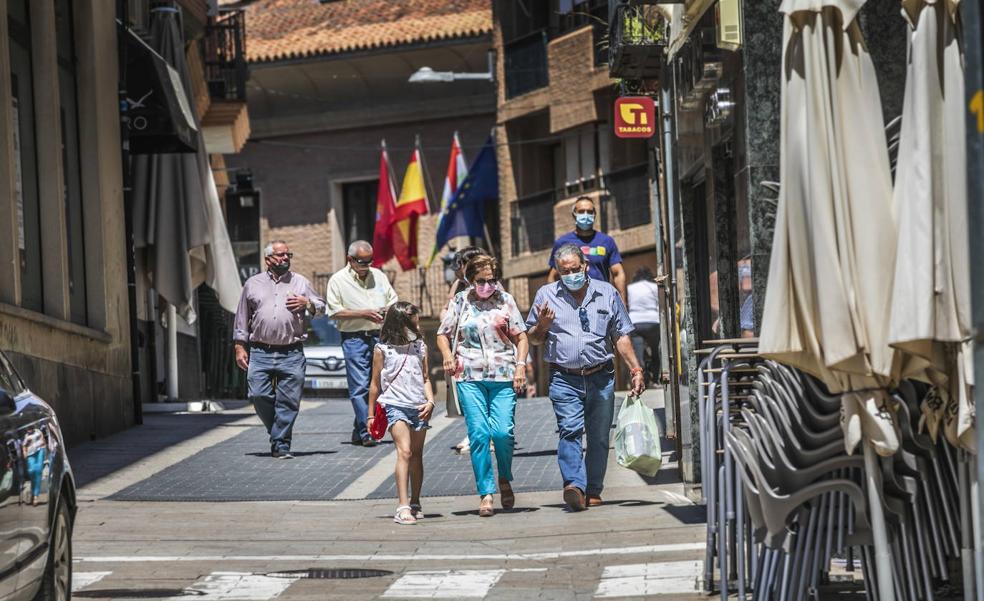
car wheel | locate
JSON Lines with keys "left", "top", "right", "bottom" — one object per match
{"left": 33, "top": 499, "right": 72, "bottom": 601}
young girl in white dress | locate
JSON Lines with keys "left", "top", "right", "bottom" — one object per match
{"left": 367, "top": 301, "right": 435, "bottom": 525}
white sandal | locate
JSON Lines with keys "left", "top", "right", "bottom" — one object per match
{"left": 394, "top": 505, "right": 417, "bottom": 525}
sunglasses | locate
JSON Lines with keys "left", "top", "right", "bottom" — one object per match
{"left": 473, "top": 278, "right": 498, "bottom": 286}
{"left": 271, "top": 252, "right": 293, "bottom": 259}
{"left": 578, "top": 307, "right": 590, "bottom": 333}
{"left": 350, "top": 257, "right": 373, "bottom": 266}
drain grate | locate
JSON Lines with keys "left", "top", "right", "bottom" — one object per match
{"left": 264, "top": 568, "right": 393, "bottom": 580}
{"left": 75, "top": 590, "right": 204, "bottom": 598}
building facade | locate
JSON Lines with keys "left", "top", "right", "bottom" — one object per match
{"left": 492, "top": 0, "right": 659, "bottom": 391}
{"left": 0, "top": 0, "right": 133, "bottom": 444}
{"left": 225, "top": 0, "right": 496, "bottom": 319}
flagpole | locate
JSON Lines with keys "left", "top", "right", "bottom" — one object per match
{"left": 415, "top": 134, "right": 440, "bottom": 215}
{"left": 482, "top": 128, "right": 499, "bottom": 259}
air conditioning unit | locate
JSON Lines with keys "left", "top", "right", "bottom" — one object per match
{"left": 716, "top": 0, "right": 743, "bottom": 51}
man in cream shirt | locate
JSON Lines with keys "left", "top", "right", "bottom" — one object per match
{"left": 326, "top": 240, "right": 399, "bottom": 446}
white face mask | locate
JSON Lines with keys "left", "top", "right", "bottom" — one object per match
{"left": 406, "top": 330, "right": 418, "bottom": 342}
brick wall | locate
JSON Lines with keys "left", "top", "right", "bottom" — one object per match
{"left": 228, "top": 115, "right": 495, "bottom": 318}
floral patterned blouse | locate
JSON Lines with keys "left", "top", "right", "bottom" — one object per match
{"left": 438, "top": 288, "right": 526, "bottom": 382}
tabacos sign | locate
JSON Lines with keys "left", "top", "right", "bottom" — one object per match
{"left": 614, "top": 96, "right": 656, "bottom": 138}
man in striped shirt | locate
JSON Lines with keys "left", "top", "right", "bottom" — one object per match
{"left": 527, "top": 243, "right": 645, "bottom": 511}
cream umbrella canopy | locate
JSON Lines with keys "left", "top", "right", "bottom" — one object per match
{"left": 887, "top": 0, "right": 974, "bottom": 451}
{"left": 760, "top": 0, "right": 900, "bottom": 395}
{"left": 759, "top": 2, "right": 901, "bottom": 595}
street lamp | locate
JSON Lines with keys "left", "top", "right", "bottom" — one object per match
{"left": 408, "top": 51, "right": 495, "bottom": 83}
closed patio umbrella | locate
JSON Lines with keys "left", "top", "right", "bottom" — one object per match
{"left": 132, "top": 6, "right": 242, "bottom": 323}
{"left": 887, "top": 0, "right": 974, "bottom": 451}
{"left": 758, "top": 1, "right": 901, "bottom": 595}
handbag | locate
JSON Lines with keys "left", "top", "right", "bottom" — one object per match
{"left": 369, "top": 348, "right": 411, "bottom": 441}
{"left": 445, "top": 301, "right": 466, "bottom": 418}
{"left": 614, "top": 394, "right": 663, "bottom": 477}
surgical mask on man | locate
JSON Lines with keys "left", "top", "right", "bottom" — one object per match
{"left": 561, "top": 270, "right": 587, "bottom": 291}
{"left": 574, "top": 213, "right": 595, "bottom": 230}
{"left": 475, "top": 283, "right": 496, "bottom": 299}
{"left": 270, "top": 261, "right": 290, "bottom": 276}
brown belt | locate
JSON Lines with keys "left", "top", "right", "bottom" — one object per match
{"left": 549, "top": 361, "right": 613, "bottom": 377}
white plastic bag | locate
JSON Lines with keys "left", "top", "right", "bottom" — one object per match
{"left": 614, "top": 394, "right": 663, "bottom": 477}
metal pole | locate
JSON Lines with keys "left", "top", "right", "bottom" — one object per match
{"left": 863, "top": 442, "right": 895, "bottom": 601}
{"left": 964, "top": 0, "right": 984, "bottom": 599}
{"left": 166, "top": 303, "right": 179, "bottom": 401}
{"left": 660, "top": 66, "right": 683, "bottom": 452}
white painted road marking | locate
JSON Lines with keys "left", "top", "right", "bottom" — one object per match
{"left": 75, "top": 542, "right": 705, "bottom": 564}
{"left": 382, "top": 570, "right": 505, "bottom": 599}
{"left": 72, "top": 571, "right": 111, "bottom": 592}
{"left": 166, "top": 571, "right": 299, "bottom": 601}
{"left": 594, "top": 561, "right": 702, "bottom": 598}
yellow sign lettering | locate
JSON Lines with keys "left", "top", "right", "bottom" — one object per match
{"left": 972, "top": 90, "right": 984, "bottom": 134}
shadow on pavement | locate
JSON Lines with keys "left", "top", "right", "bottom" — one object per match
{"left": 68, "top": 412, "right": 254, "bottom": 488}
{"left": 512, "top": 449, "right": 557, "bottom": 458}
{"left": 662, "top": 503, "right": 708, "bottom": 525}
{"left": 75, "top": 589, "right": 204, "bottom": 598}
{"left": 243, "top": 450, "right": 338, "bottom": 457}
{"left": 451, "top": 507, "right": 541, "bottom": 516}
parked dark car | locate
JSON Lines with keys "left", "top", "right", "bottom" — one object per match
{"left": 0, "top": 350, "right": 76, "bottom": 601}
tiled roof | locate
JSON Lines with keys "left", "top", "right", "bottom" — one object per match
{"left": 231, "top": 0, "right": 492, "bottom": 63}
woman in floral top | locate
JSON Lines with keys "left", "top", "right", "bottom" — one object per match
{"left": 437, "top": 255, "right": 529, "bottom": 517}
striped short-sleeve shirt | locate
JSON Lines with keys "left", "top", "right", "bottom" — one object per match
{"left": 526, "top": 279, "right": 634, "bottom": 370}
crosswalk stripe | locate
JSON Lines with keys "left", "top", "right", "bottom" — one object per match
{"left": 75, "top": 542, "right": 705, "bottom": 564}
{"left": 382, "top": 570, "right": 505, "bottom": 599}
{"left": 165, "top": 571, "right": 299, "bottom": 601}
{"left": 594, "top": 561, "right": 702, "bottom": 598}
{"left": 72, "top": 571, "right": 111, "bottom": 592}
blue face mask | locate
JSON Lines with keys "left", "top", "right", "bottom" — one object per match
{"left": 574, "top": 213, "right": 595, "bottom": 230}
{"left": 561, "top": 270, "right": 587, "bottom": 291}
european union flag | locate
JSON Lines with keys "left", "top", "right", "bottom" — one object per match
{"left": 434, "top": 136, "right": 498, "bottom": 250}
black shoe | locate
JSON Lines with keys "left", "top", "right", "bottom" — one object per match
{"left": 272, "top": 449, "right": 294, "bottom": 459}
{"left": 361, "top": 438, "right": 378, "bottom": 448}
{"left": 351, "top": 431, "right": 363, "bottom": 446}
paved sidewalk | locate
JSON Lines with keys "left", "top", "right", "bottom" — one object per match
{"left": 68, "top": 389, "right": 708, "bottom": 600}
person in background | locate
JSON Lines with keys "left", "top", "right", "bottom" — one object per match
{"left": 738, "top": 258, "right": 756, "bottom": 337}
{"left": 547, "top": 196, "right": 626, "bottom": 302}
{"left": 233, "top": 240, "right": 325, "bottom": 459}
{"left": 443, "top": 245, "right": 486, "bottom": 454}
{"left": 527, "top": 243, "right": 645, "bottom": 511}
{"left": 367, "top": 302, "right": 434, "bottom": 525}
{"left": 627, "top": 266, "right": 662, "bottom": 386}
{"left": 325, "top": 240, "right": 399, "bottom": 447}
{"left": 437, "top": 255, "right": 529, "bottom": 517}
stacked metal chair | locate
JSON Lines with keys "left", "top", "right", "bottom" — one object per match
{"left": 699, "top": 343, "right": 971, "bottom": 600}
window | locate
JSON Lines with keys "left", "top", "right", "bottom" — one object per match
{"left": 562, "top": 125, "right": 598, "bottom": 196}
{"left": 342, "top": 180, "right": 377, "bottom": 248}
{"left": 501, "top": 0, "right": 550, "bottom": 98}
{"left": 8, "top": 0, "right": 42, "bottom": 313}
{"left": 56, "top": 0, "right": 87, "bottom": 324}
{"left": 0, "top": 352, "right": 24, "bottom": 396}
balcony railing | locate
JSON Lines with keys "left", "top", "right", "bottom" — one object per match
{"left": 204, "top": 9, "right": 248, "bottom": 101}
{"left": 504, "top": 31, "right": 549, "bottom": 99}
{"left": 608, "top": 3, "right": 665, "bottom": 79}
{"left": 511, "top": 190, "right": 556, "bottom": 256}
{"left": 600, "top": 163, "right": 651, "bottom": 231}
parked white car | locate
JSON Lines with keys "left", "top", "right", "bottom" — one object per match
{"left": 303, "top": 317, "right": 349, "bottom": 396}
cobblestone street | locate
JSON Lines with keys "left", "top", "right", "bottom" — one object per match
{"left": 67, "top": 391, "right": 707, "bottom": 600}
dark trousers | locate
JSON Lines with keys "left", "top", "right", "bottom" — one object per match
{"left": 342, "top": 333, "right": 378, "bottom": 442}
{"left": 247, "top": 347, "right": 306, "bottom": 452}
{"left": 630, "top": 322, "right": 661, "bottom": 376}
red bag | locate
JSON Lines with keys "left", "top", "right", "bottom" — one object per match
{"left": 369, "top": 403, "right": 388, "bottom": 441}
{"left": 369, "top": 348, "right": 412, "bottom": 441}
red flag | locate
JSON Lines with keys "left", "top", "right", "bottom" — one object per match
{"left": 372, "top": 145, "right": 398, "bottom": 267}
{"left": 392, "top": 148, "right": 430, "bottom": 270}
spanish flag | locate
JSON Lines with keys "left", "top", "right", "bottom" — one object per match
{"left": 392, "top": 148, "right": 430, "bottom": 270}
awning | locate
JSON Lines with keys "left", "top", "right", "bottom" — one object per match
{"left": 123, "top": 26, "right": 198, "bottom": 154}
{"left": 661, "top": 0, "right": 716, "bottom": 61}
